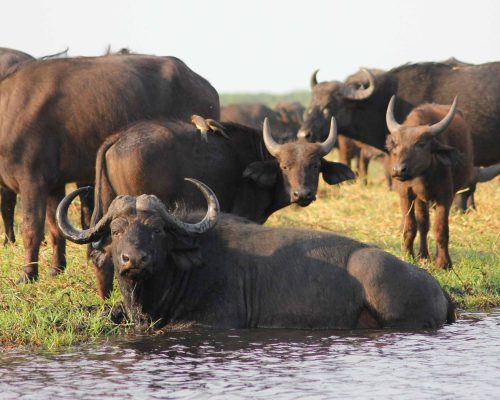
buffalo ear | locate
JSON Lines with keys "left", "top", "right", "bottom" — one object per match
{"left": 242, "top": 160, "right": 279, "bottom": 188}
{"left": 171, "top": 235, "right": 203, "bottom": 271}
{"left": 431, "top": 140, "right": 463, "bottom": 168}
{"left": 321, "top": 159, "right": 356, "bottom": 185}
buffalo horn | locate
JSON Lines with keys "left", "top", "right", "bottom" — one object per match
{"left": 262, "top": 117, "right": 281, "bottom": 157}
{"left": 428, "top": 97, "right": 458, "bottom": 137}
{"left": 156, "top": 178, "right": 219, "bottom": 235}
{"left": 56, "top": 186, "right": 113, "bottom": 244}
{"left": 386, "top": 95, "right": 401, "bottom": 134}
{"left": 341, "top": 68, "right": 375, "bottom": 100}
{"left": 310, "top": 69, "right": 319, "bottom": 89}
{"left": 318, "top": 117, "right": 338, "bottom": 156}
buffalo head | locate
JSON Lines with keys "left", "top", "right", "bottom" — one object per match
{"left": 57, "top": 179, "right": 220, "bottom": 281}
{"left": 385, "top": 96, "right": 458, "bottom": 181}
{"left": 254, "top": 116, "right": 354, "bottom": 206}
{"left": 298, "top": 69, "right": 376, "bottom": 142}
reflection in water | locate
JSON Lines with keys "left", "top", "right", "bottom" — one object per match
{"left": 1, "top": 310, "right": 499, "bottom": 399}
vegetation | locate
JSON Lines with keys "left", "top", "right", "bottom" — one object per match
{"left": 220, "top": 90, "right": 310, "bottom": 107}
{"left": 0, "top": 87, "right": 498, "bottom": 348}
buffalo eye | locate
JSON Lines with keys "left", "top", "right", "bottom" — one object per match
{"left": 311, "top": 163, "right": 320, "bottom": 171}
{"left": 281, "top": 164, "right": 289, "bottom": 170}
{"left": 416, "top": 141, "right": 426, "bottom": 148}
{"left": 112, "top": 229, "right": 122, "bottom": 237}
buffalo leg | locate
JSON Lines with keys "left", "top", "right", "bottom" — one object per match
{"left": 400, "top": 192, "right": 417, "bottom": 259}
{"left": 434, "top": 201, "right": 452, "bottom": 269}
{"left": 383, "top": 156, "right": 393, "bottom": 190}
{"left": 358, "top": 151, "right": 370, "bottom": 186}
{"left": 77, "top": 183, "right": 94, "bottom": 229}
{"left": 415, "top": 199, "right": 430, "bottom": 260}
{"left": 46, "top": 186, "right": 67, "bottom": 276}
{"left": 90, "top": 243, "right": 114, "bottom": 300}
{"left": 17, "top": 183, "right": 48, "bottom": 283}
{"left": 1, "top": 188, "right": 17, "bottom": 244}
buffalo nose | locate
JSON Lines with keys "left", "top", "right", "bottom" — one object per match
{"left": 120, "top": 251, "right": 151, "bottom": 268}
{"left": 292, "top": 189, "right": 313, "bottom": 201}
{"left": 392, "top": 163, "right": 408, "bottom": 177}
{"left": 297, "top": 130, "right": 311, "bottom": 140}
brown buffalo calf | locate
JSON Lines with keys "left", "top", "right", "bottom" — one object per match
{"left": 385, "top": 97, "right": 473, "bottom": 269}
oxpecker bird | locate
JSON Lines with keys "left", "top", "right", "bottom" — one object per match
{"left": 191, "top": 115, "right": 229, "bottom": 141}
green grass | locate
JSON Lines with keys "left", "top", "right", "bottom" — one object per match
{"left": 0, "top": 157, "right": 499, "bottom": 349}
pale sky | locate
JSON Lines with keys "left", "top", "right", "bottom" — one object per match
{"left": 2, "top": 0, "right": 500, "bottom": 93}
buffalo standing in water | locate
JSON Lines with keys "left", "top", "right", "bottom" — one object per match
{"left": 0, "top": 54, "right": 219, "bottom": 283}
{"left": 57, "top": 181, "right": 455, "bottom": 330}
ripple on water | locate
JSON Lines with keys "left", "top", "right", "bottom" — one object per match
{"left": 1, "top": 309, "right": 500, "bottom": 399}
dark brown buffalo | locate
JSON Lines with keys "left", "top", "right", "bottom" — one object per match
{"left": 0, "top": 54, "right": 220, "bottom": 283}
{"left": 221, "top": 103, "right": 298, "bottom": 141}
{"left": 0, "top": 47, "right": 74, "bottom": 245}
{"left": 273, "top": 101, "right": 305, "bottom": 128}
{"left": 299, "top": 63, "right": 499, "bottom": 167}
{"left": 386, "top": 97, "right": 473, "bottom": 269}
{"left": 86, "top": 117, "right": 353, "bottom": 298}
{"left": 337, "top": 135, "right": 392, "bottom": 188}
{"left": 57, "top": 182, "right": 455, "bottom": 330}
{"left": 0, "top": 48, "right": 36, "bottom": 244}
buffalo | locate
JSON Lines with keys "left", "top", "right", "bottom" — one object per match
{"left": 0, "top": 54, "right": 219, "bottom": 283}
{"left": 299, "top": 63, "right": 500, "bottom": 209}
{"left": 221, "top": 103, "right": 298, "bottom": 141}
{"left": 85, "top": 117, "right": 353, "bottom": 298}
{"left": 386, "top": 97, "right": 473, "bottom": 269}
{"left": 299, "top": 64, "right": 499, "bottom": 166}
{"left": 0, "top": 47, "right": 75, "bottom": 245}
{"left": 57, "top": 181, "right": 456, "bottom": 330}
{"left": 0, "top": 48, "right": 35, "bottom": 245}
{"left": 273, "top": 101, "right": 305, "bottom": 128}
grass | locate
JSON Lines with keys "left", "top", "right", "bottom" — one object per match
{"left": 0, "top": 157, "right": 499, "bottom": 349}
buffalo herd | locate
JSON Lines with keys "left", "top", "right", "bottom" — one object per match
{"left": 1, "top": 46, "right": 499, "bottom": 331}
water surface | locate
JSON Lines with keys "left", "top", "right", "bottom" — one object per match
{"left": 1, "top": 309, "right": 499, "bottom": 399}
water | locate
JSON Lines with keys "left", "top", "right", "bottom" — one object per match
{"left": 1, "top": 310, "right": 499, "bottom": 399}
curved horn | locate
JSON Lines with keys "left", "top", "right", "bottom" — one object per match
{"left": 428, "top": 96, "right": 458, "bottom": 136}
{"left": 318, "top": 117, "right": 338, "bottom": 156}
{"left": 262, "top": 117, "right": 281, "bottom": 157}
{"left": 156, "top": 178, "right": 219, "bottom": 235}
{"left": 56, "top": 186, "right": 113, "bottom": 244}
{"left": 310, "top": 69, "right": 319, "bottom": 89}
{"left": 341, "top": 68, "right": 375, "bottom": 100}
{"left": 386, "top": 95, "right": 401, "bottom": 134}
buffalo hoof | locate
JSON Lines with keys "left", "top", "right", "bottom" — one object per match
{"left": 48, "top": 266, "right": 65, "bottom": 277}
{"left": 3, "top": 235, "right": 15, "bottom": 246}
{"left": 16, "top": 272, "right": 38, "bottom": 284}
{"left": 435, "top": 257, "right": 452, "bottom": 270}
{"left": 417, "top": 250, "right": 430, "bottom": 260}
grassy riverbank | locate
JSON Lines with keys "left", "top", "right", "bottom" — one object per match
{"left": 0, "top": 160, "right": 499, "bottom": 349}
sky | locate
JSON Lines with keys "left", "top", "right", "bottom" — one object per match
{"left": 2, "top": 0, "right": 500, "bottom": 93}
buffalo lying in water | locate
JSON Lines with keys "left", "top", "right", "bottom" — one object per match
{"left": 57, "top": 181, "right": 455, "bottom": 330}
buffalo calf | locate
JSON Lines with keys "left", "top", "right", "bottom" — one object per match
{"left": 386, "top": 97, "right": 473, "bottom": 269}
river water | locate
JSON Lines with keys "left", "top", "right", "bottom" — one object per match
{"left": 1, "top": 309, "right": 499, "bottom": 399}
